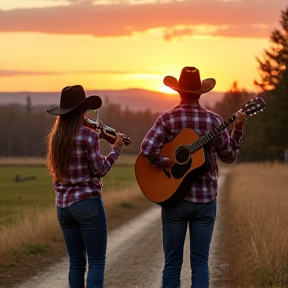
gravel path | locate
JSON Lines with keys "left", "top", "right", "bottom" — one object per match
{"left": 16, "top": 170, "right": 229, "bottom": 288}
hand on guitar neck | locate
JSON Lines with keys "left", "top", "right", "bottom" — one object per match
{"left": 233, "top": 110, "right": 246, "bottom": 132}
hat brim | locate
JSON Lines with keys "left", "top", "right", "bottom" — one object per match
{"left": 163, "top": 76, "right": 216, "bottom": 94}
{"left": 47, "top": 95, "right": 102, "bottom": 115}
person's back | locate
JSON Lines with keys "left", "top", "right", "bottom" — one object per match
{"left": 139, "top": 67, "right": 246, "bottom": 288}
{"left": 46, "top": 85, "right": 124, "bottom": 288}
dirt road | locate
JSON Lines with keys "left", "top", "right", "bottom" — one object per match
{"left": 15, "top": 171, "right": 229, "bottom": 288}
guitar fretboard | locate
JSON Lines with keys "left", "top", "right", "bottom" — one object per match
{"left": 186, "top": 114, "right": 237, "bottom": 154}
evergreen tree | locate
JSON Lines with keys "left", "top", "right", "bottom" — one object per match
{"left": 213, "top": 81, "right": 254, "bottom": 121}
{"left": 240, "top": 6, "right": 288, "bottom": 162}
{"left": 26, "top": 95, "right": 32, "bottom": 115}
{"left": 254, "top": 7, "right": 288, "bottom": 90}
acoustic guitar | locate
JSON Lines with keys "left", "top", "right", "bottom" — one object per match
{"left": 135, "top": 97, "right": 266, "bottom": 207}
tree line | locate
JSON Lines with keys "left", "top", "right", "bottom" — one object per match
{"left": 213, "top": 6, "right": 288, "bottom": 162}
{"left": 0, "top": 6, "right": 287, "bottom": 162}
{"left": 0, "top": 98, "right": 160, "bottom": 157}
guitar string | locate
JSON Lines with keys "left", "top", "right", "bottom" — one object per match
{"left": 176, "top": 97, "right": 265, "bottom": 157}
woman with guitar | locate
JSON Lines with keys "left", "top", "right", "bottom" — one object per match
{"left": 138, "top": 67, "right": 246, "bottom": 288}
{"left": 46, "top": 85, "right": 124, "bottom": 288}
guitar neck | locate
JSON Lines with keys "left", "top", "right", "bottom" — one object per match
{"left": 187, "top": 113, "right": 237, "bottom": 154}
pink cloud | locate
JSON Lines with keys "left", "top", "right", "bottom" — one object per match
{"left": 0, "top": 69, "right": 159, "bottom": 77}
{"left": 0, "top": 70, "right": 60, "bottom": 77}
{"left": 0, "top": 0, "right": 286, "bottom": 39}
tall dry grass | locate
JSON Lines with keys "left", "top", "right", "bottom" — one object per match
{"left": 0, "top": 183, "right": 146, "bottom": 263}
{"left": 0, "top": 207, "right": 60, "bottom": 255}
{"left": 222, "top": 162, "right": 288, "bottom": 288}
{"left": 0, "top": 154, "right": 136, "bottom": 166}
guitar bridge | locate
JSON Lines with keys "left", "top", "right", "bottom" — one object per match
{"left": 162, "top": 168, "right": 171, "bottom": 179}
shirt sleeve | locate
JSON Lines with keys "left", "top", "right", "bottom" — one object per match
{"left": 214, "top": 116, "right": 244, "bottom": 164}
{"left": 87, "top": 131, "right": 120, "bottom": 177}
{"left": 140, "top": 116, "right": 169, "bottom": 166}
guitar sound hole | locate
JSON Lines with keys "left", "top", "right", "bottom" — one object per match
{"left": 176, "top": 146, "right": 190, "bottom": 163}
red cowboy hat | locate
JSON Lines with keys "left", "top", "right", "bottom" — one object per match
{"left": 163, "top": 67, "right": 216, "bottom": 95}
{"left": 47, "top": 85, "right": 102, "bottom": 115}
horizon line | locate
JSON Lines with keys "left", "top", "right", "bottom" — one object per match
{"left": 0, "top": 88, "right": 226, "bottom": 94}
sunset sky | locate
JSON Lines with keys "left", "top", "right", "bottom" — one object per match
{"left": 0, "top": 0, "right": 287, "bottom": 94}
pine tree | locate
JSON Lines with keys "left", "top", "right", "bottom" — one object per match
{"left": 240, "top": 6, "right": 288, "bottom": 162}
{"left": 213, "top": 81, "right": 254, "bottom": 121}
{"left": 254, "top": 7, "right": 288, "bottom": 90}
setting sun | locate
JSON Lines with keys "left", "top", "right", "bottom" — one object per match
{"left": 158, "top": 84, "right": 178, "bottom": 95}
{"left": 0, "top": 0, "right": 285, "bottom": 93}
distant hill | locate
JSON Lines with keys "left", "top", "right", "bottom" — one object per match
{"left": 0, "top": 88, "right": 224, "bottom": 113}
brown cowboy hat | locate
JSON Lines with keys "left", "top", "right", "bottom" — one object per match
{"left": 47, "top": 85, "right": 102, "bottom": 115}
{"left": 163, "top": 67, "right": 216, "bottom": 95}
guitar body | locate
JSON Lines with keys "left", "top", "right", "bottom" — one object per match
{"left": 135, "top": 128, "right": 211, "bottom": 207}
{"left": 135, "top": 97, "right": 266, "bottom": 207}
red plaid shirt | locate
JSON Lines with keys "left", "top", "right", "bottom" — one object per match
{"left": 53, "top": 125, "right": 119, "bottom": 208}
{"left": 140, "top": 101, "right": 243, "bottom": 203}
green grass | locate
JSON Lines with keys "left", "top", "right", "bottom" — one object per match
{"left": 0, "top": 156, "right": 152, "bottom": 288}
{"left": 0, "top": 164, "right": 137, "bottom": 227}
{"left": 103, "top": 164, "right": 137, "bottom": 190}
{"left": 0, "top": 165, "right": 54, "bottom": 227}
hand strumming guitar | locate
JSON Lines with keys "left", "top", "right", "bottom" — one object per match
{"left": 158, "top": 157, "right": 175, "bottom": 168}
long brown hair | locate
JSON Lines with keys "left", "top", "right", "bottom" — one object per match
{"left": 46, "top": 112, "right": 84, "bottom": 181}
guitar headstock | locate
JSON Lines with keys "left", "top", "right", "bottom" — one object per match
{"left": 241, "top": 97, "right": 266, "bottom": 117}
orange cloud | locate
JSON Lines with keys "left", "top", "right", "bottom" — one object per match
{"left": 0, "top": 69, "right": 160, "bottom": 77}
{"left": 0, "top": 0, "right": 286, "bottom": 39}
{"left": 0, "top": 70, "right": 60, "bottom": 77}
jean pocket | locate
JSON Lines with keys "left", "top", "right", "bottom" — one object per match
{"left": 162, "top": 201, "right": 182, "bottom": 218}
{"left": 198, "top": 199, "right": 217, "bottom": 220}
{"left": 71, "top": 199, "right": 98, "bottom": 221}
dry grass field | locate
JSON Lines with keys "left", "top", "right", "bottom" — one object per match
{"left": 0, "top": 155, "right": 153, "bottom": 287}
{"left": 1, "top": 158, "right": 287, "bottom": 287}
{"left": 220, "top": 162, "right": 288, "bottom": 288}
{"left": 0, "top": 154, "right": 137, "bottom": 166}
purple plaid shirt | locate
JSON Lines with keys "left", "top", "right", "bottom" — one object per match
{"left": 53, "top": 125, "right": 119, "bottom": 208}
{"left": 140, "top": 101, "right": 243, "bottom": 203}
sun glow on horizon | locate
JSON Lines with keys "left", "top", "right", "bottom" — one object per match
{"left": 158, "top": 84, "right": 178, "bottom": 95}
{"left": 0, "top": 25, "right": 271, "bottom": 94}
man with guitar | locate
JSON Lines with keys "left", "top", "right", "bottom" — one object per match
{"left": 138, "top": 67, "right": 246, "bottom": 288}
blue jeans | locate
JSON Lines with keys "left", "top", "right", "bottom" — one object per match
{"left": 161, "top": 199, "right": 217, "bottom": 288}
{"left": 57, "top": 197, "right": 107, "bottom": 288}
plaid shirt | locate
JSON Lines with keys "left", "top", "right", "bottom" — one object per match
{"left": 140, "top": 101, "right": 243, "bottom": 203}
{"left": 53, "top": 125, "right": 119, "bottom": 208}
